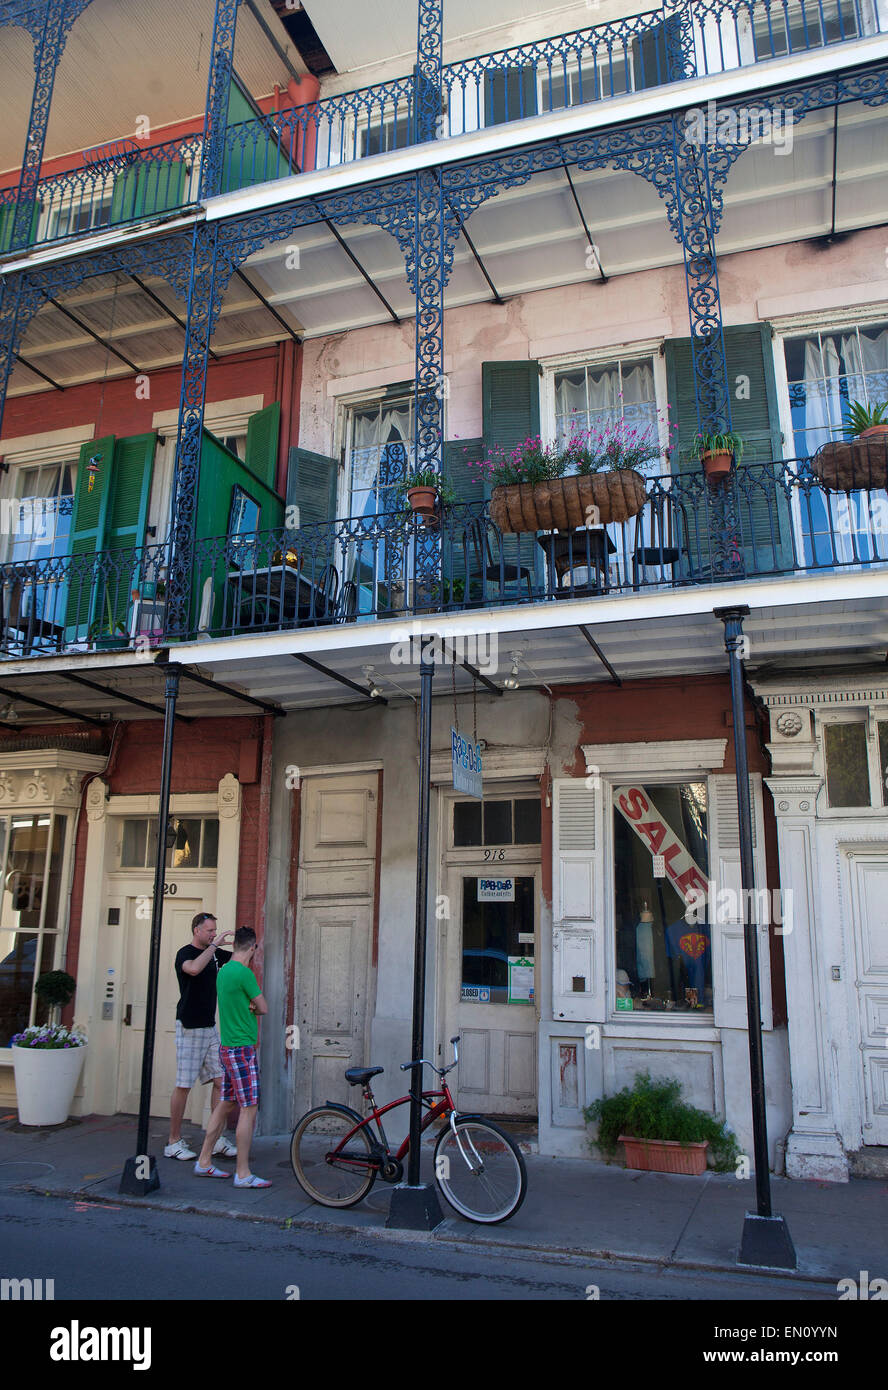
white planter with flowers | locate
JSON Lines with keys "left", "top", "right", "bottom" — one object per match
{"left": 12, "top": 1025, "right": 87, "bottom": 1125}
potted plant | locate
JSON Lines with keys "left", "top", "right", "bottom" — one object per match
{"left": 584, "top": 1070, "right": 739, "bottom": 1176}
{"left": 479, "top": 419, "right": 664, "bottom": 534}
{"left": 88, "top": 589, "right": 129, "bottom": 650}
{"left": 12, "top": 970, "right": 87, "bottom": 1126}
{"left": 694, "top": 429, "right": 743, "bottom": 481}
{"left": 813, "top": 401, "right": 888, "bottom": 492}
{"left": 395, "top": 468, "right": 456, "bottom": 527}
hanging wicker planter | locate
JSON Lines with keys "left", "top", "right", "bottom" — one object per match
{"left": 489, "top": 470, "right": 647, "bottom": 533}
{"left": 811, "top": 427, "right": 888, "bottom": 493}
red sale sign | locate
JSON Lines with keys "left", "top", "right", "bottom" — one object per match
{"left": 614, "top": 785, "right": 709, "bottom": 906}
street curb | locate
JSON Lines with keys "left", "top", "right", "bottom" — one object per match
{"left": 13, "top": 1180, "right": 841, "bottom": 1288}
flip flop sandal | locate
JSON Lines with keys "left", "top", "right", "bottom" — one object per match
{"left": 233, "top": 1174, "right": 272, "bottom": 1188}
{"left": 194, "top": 1163, "right": 230, "bottom": 1178}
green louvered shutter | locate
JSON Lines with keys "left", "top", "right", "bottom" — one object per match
{"left": 245, "top": 402, "right": 280, "bottom": 489}
{"left": 664, "top": 324, "right": 791, "bottom": 575}
{"left": 286, "top": 447, "right": 338, "bottom": 529}
{"left": 102, "top": 433, "right": 156, "bottom": 630}
{"left": 65, "top": 436, "right": 115, "bottom": 639}
{"left": 485, "top": 67, "right": 538, "bottom": 126}
{"left": 110, "top": 159, "right": 187, "bottom": 224}
{"left": 0, "top": 198, "right": 39, "bottom": 253}
{"left": 222, "top": 76, "right": 293, "bottom": 191}
{"left": 481, "top": 360, "right": 543, "bottom": 587}
{"left": 443, "top": 438, "right": 485, "bottom": 600}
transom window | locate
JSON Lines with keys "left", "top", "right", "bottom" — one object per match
{"left": 0, "top": 813, "right": 68, "bottom": 1046}
{"left": 821, "top": 716, "right": 888, "bottom": 809}
{"left": 119, "top": 817, "right": 219, "bottom": 870}
{"left": 453, "top": 797, "right": 541, "bottom": 848}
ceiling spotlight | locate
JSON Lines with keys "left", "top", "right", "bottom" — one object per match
{"left": 362, "top": 665, "right": 384, "bottom": 699}
{"left": 503, "top": 650, "right": 523, "bottom": 691}
{"left": 3, "top": 702, "right": 18, "bottom": 722}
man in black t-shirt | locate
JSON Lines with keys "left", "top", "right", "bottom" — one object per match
{"left": 164, "top": 911, "right": 237, "bottom": 1161}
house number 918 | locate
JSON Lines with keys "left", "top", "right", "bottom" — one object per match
{"left": 483, "top": 849, "right": 505, "bottom": 862}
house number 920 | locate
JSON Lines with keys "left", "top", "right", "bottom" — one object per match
{"left": 483, "top": 849, "right": 505, "bottom": 862}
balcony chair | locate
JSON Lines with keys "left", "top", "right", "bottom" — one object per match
{"left": 0, "top": 574, "right": 64, "bottom": 654}
{"left": 631, "top": 491, "right": 697, "bottom": 591}
{"left": 462, "top": 516, "right": 533, "bottom": 603}
{"left": 297, "top": 562, "right": 339, "bottom": 624}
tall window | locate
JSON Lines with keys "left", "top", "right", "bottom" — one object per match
{"left": 753, "top": 0, "right": 860, "bottom": 59}
{"left": 783, "top": 321, "right": 888, "bottom": 566}
{"left": 553, "top": 354, "right": 660, "bottom": 468}
{"left": 4, "top": 461, "right": 76, "bottom": 564}
{"left": 0, "top": 814, "right": 67, "bottom": 1046}
{"left": 347, "top": 391, "right": 415, "bottom": 519}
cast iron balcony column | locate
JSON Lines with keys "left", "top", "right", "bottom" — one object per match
{"left": 199, "top": 0, "right": 242, "bottom": 201}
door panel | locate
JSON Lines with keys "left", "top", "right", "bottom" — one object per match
{"left": 848, "top": 852, "right": 888, "bottom": 1145}
{"left": 117, "top": 896, "right": 205, "bottom": 1118}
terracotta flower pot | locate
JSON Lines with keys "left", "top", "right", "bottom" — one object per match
{"left": 701, "top": 449, "right": 733, "bottom": 481}
{"left": 812, "top": 429, "right": 888, "bottom": 492}
{"left": 406, "top": 486, "right": 440, "bottom": 526}
{"left": 619, "top": 1134, "right": 709, "bottom": 1175}
{"left": 489, "top": 470, "right": 647, "bottom": 533}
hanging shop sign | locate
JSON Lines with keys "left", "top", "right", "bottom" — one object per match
{"left": 613, "top": 785, "right": 708, "bottom": 907}
{"left": 477, "top": 877, "right": 514, "bottom": 902}
{"left": 451, "top": 727, "right": 483, "bottom": 799}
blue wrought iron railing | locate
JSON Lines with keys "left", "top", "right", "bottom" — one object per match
{"left": 0, "top": 458, "right": 884, "bottom": 659}
{"left": 0, "top": 0, "right": 878, "bottom": 257}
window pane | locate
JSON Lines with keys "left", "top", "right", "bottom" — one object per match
{"left": 40, "top": 816, "right": 66, "bottom": 937}
{"left": 453, "top": 802, "right": 482, "bottom": 847}
{"left": 483, "top": 801, "right": 512, "bottom": 845}
{"left": 613, "top": 783, "right": 711, "bottom": 1014}
{"left": 201, "top": 818, "right": 219, "bottom": 868}
{"left": 170, "top": 818, "right": 201, "bottom": 869}
{"left": 0, "top": 930, "right": 38, "bottom": 1044}
{"left": 3, "top": 817, "right": 50, "bottom": 929}
{"left": 879, "top": 723, "right": 888, "bottom": 808}
{"left": 514, "top": 798, "right": 541, "bottom": 844}
{"left": 824, "top": 724, "right": 870, "bottom": 807}
{"left": 121, "top": 819, "right": 148, "bottom": 867}
{"left": 461, "top": 876, "right": 534, "bottom": 1005}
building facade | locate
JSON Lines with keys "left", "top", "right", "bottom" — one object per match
{"left": 0, "top": 0, "right": 886, "bottom": 1178}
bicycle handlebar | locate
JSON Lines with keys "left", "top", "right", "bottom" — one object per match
{"left": 399, "top": 1036, "right": 461, "bottom": 1079}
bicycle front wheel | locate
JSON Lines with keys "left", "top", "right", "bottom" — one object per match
{"left": 290, "top": 1106, "right": 376, "bottom": 1208}
{"left": 433, "top": 1118, "right": 526, "bottom": 1224}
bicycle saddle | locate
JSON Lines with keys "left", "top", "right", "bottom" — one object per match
{"left": 344, "top": 1066, "right": 384, "bottom": 1087}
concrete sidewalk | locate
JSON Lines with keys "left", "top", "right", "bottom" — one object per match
{"left": 1, "top": 1110, "right": 886, "bottom": 1284}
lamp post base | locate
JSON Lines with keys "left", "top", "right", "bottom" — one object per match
{"left": 119, "top": 1154, "right": 161, "bottom": 1196}
{"left": 386, "top": 1183, "right": 444, "bottom": 1231}
{"left": 737, "top": 1212, "right": 797, "bottom": 1270}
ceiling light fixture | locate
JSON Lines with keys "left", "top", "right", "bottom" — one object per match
{"left": 3, "top": 702, "right": 18, "bottom": 722}
{"left": 503, "top": 650, "right": 524, "bottom": 691}
{"left": 362, "top": 665, "right": 384, "bottom": 699}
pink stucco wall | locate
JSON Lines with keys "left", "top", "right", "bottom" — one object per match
{"left": 296, "top": 225, "right": 888, "bottom": 455}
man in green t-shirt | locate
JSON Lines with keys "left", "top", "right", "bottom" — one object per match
{"left": 194, "top": 926, "right": 271, "bottom": 1188}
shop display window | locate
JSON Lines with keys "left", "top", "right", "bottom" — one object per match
{"left": 612, "top": 782, "right": 712, "bottom": 1015}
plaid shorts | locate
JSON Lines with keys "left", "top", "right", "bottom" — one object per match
{"left": 219, "top": 1045, "right": 260, "bottom": 1108}
{"left": 175, "top": 1022, "right": 223, "bottom": 1088}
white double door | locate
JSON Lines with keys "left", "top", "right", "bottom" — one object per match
{"left": 441, "top": 861, "right": 539, "bottom": 1117}
{"left": 844, "top": 849, "right": 888, "bottom": 1146}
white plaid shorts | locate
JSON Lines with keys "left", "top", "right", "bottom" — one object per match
{"left": 174, "top": 1021, "right": 224, "bottom": 1088}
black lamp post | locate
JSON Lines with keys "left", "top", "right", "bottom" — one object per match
{"left": 715, "top": 608, "right": 795, "bottom": 1270}
{"left": 119, "top": 664, "right": 181, "bottom": 1195}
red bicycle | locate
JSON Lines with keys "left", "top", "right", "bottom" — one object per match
{"left": 289, "top": 1036, "right": 527, "bottom": 1224}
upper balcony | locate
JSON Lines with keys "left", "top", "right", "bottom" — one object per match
{"left": 0, "top": 0, "right": 885, "bottom": 261}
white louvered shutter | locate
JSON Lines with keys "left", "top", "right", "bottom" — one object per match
{"left": 552, "top": 779, "right": 605, "bottom": 1022}
{"left": 709, "top": 774, "right": 773, "bottom": 1030}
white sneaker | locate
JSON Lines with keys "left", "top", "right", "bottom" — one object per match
{"left": 164, "top": 1139, "right": 197, "bottom": 1160}
{"left": 212, "top": 1137, "right": 237, "bottom": 1158}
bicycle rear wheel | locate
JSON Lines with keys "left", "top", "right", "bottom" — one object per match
{"left": 290, "top": 1106, "right": 376, "bottom": 1208}
{"left": 433, "top": 1118, "right": 526, "bottom": 1224}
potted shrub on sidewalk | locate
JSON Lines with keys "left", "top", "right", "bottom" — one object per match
{"left": 11, "top": 970, "right": 87, "bottom": 1126}
{"left": 479, "top": 419, "right": 667, "bottom": 533}
{"left": 584, "top": 1071, "right": 738, "bottom": 1175}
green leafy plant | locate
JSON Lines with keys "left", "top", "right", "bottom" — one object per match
{"left": 694, "top": 430, "right": 744, "bottom": 463}
{"left": 34, "top": 970, "right": 76, "bottom": 1010}
{"left": 393, "top": 468, "right": 457, "bottom": 521}
{"left": 472, "top": 419, "right": 669, "bottom": 489}
{"left": 584, "top": 1070, "right": 739, "bottom": 1171}
{"left": 845, "top": 400, "right": 888, "bottom": 438}
{"left": 87, "top": 588, "right": 128, "bottom": 642}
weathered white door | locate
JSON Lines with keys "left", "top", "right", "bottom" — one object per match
{"left": 444, "top": 866, "right": 539, "bottom": 1116}
{"left": 117, "top": 895, "right": 206, "bottom": 1117}
{"left": 846, "top": 850, "right": 888, "bottom": 1145}
{"left": 293, "top": 773, "right": 377, "bottom": 1113}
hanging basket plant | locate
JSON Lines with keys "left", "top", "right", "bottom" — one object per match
{"left": 812, "top": 401, "right": 888, "bottom": 492}
{"left": 395, "top": 468, "right": 456, "bottom": 528}
{"left": 474, "top": 420, "right": 667, "bottom": 535}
